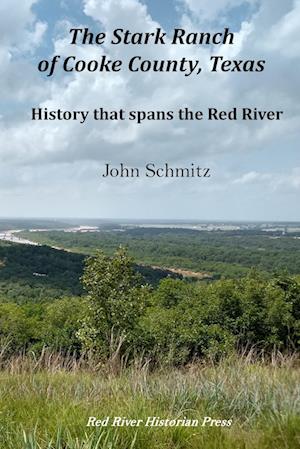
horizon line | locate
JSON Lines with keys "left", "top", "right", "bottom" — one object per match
{"left": 0, "top": 217, "right": 300, "bottom": 224}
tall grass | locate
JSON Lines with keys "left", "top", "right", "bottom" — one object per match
{"left": 0, "top": 350, "right": 299, "bottom": 449}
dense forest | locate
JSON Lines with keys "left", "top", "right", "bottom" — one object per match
{"left": 0, "top": 245, "right": 299, "bottom": 362}
{"left": 20, "top": 227, "right": 300, "bottom": 278}
{"left": 0, "top": 241, "right": 180, "bottom": 302}
{"left": 0, "top": 242, "right": 84, "bottom": 300}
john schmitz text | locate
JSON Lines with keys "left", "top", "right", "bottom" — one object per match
{"left": 101, "top": 163, "right": 211, "bottom": 179}
{"left": 86, "top": 416, "right": 233, "bottom": 428}
{"left": 37, "top": 27, "right": 266, "bottom": 77}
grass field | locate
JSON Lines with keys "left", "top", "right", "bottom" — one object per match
{"left": 0, "top": 352, "right": 299, "bottom": 449}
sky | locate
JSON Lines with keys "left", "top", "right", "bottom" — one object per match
{"left": 0, "top": 0, "right": 299, "bottom": 221}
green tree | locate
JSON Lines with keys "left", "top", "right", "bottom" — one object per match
{"left": 0, "top": 303, "right": 35, "bottom": 351}
{"left": 40, "top": 297, "right": 85, "bottom": 353}
{"left": 78, "top": 247, "right": 149, "bottom": 356}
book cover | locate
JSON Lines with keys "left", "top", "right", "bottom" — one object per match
{"left": 0, "top": 1, "right": 299, "bottom": 448}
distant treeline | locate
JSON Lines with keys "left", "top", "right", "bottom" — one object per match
{"left": 20, "top": 227, "right": 300, "bottom": 278}
{"left": 0, "top": 219, "right": 70, "bottom": 231}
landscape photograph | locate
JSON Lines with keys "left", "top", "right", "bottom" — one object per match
{"left": 0, "top": 218, "right": 299, "bottom": 448}
{"left": 1, "top": 0, "right": 300, "bottom": 448}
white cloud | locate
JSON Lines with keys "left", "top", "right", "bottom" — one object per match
{"left": 181, "top": 0, "right": 258, "bottom": 22}
{"left": 84, "top": 0, "right": 152, "bottom": 28}
{"left": 265, "top": 0, "right": 300, "bottom": 58}
{"left": 233, "top": 171, "right": 262, "bottom": 184}
{"left": 0, "top": 0, "right": 47, "bottom": 102}
{"left": 0, "top": 0, "right": 47, "bottom": 53}
{"left": 233, "top": 168, "right": 300, "bottom": 192}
